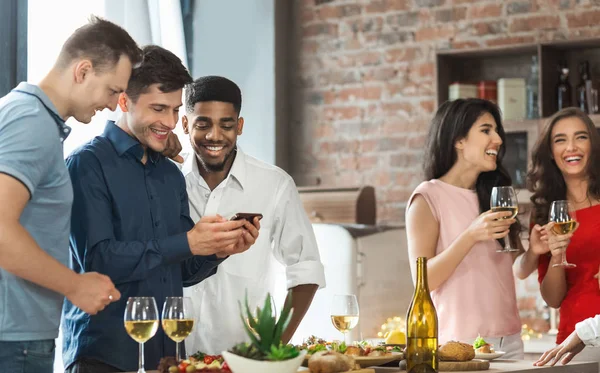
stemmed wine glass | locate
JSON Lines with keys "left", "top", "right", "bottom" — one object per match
{"left": 549, "top": 200, "right": 577, "bottom": 268}
{"left": 162, "top": 297, "right": 194, "bottom": 362}
{"left": 330, "top": 294, "right": 359, "bottom": 344}
{"left": 490, "top": 186, "right": 519, "bottom": 252}
{"left": 124, "top": 297, "right": 159, "bottom": 373}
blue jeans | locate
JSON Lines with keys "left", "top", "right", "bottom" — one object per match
{"left": 0, "top": 339, "right": 55, "bottom": 373}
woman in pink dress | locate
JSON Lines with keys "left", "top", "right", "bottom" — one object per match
{"left": 406, "top": 98, "right": 540, "bottom": 359}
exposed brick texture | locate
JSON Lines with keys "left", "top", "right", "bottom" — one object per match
{"left": 290, "top": 0, "right": 600, "bottom": 225}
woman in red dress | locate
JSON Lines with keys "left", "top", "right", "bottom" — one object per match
{"left": 527, "top": 107, "right": 600, "bottom": 362}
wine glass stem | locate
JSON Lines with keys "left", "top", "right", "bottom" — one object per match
{"left": 176, "top": 341, "right": 180, "bottom": 362}
{"left": 138, "top": 342, "right": 145, "bottom": 373}
{"left": 562, "top": 250, "right": 567, "bottom": 264}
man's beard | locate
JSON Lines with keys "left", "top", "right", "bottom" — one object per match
{"left": 197, "top": 146, "right": 237, "bottom": 173}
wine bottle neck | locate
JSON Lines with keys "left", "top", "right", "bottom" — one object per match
{"left": 415, "top": 258, "right": 429, "bottom": 292}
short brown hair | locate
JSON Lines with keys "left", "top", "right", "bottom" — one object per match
{"left": 56, "top": 15, "right": 142, "bottom": 72}
{"left": 125, "top": 45, "right": 192, "bottom": 102}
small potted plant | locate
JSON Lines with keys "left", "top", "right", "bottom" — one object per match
{"left": 222, "top": 292, "right": 306, "bottom": 373}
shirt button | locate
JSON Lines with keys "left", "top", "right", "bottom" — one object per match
{"left": 23, "top": 349, "right": 28, "bottom": 356}
{"left": 149, "top": 195, "right": 154, "bottom": 200}
{"left": 162, "top": 278, "right": 167, "bottom": 283}
{"left": 155, "top": 221, "right": 160, "bottom": 227}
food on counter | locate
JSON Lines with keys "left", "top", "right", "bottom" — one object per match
{"left": 307, "top": 350, "right": 359, "bottom": 373}
{"left": 157, "top": 354, "right": 230, "bottom": 373}
{"left": 299, "top": 337, "right": 393, "bottom": 357}
{"left": 473, "top": 335, "right": 495, "bottom": 353}
{"left": 344, "top": 345, "right": 362, "bottom": 356}
{"left": 385, "top": 329, "right": 406, "bottom": 345}
{"left": 438, "top": 341, "right": 475, "bottom": 361}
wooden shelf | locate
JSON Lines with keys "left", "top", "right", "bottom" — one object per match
{"left": 436, "top": 37, "right": 600, "bottom": 117}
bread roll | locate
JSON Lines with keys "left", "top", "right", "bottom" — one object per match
{"left": 308, "top": 350, "right": 356, "bottom": 373}
{"left": 438, "top": 341, "right": 475, "bottom": 362}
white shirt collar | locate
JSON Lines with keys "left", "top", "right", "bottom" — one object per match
{"left": 182, "top": 146, "right": 246, "bottom": 191}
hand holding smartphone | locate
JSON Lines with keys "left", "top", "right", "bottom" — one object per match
{"left": 230, "top": 213, "right": 263, "bottom": 227}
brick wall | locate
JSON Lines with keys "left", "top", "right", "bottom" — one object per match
{"left": 289, "top": 0, "right": 600, "bottom": 225}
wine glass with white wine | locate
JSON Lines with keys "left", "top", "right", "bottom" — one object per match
{"left": 549, "top": 200, "right": 577, "bottom": 268}
{"left": 490, "top": 186, "right": 519, "bottom": 253}
{"left": 162, "top": 297, "right": 194, "bottom": 362}
{"left": 330, "top": 294, "right": 359, "bottom": 344}
{"left": 124, "top": 297, "right": 159, "bottom": 373}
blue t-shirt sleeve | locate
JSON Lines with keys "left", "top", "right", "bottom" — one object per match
{"left": 0, "top": 108, "right": 54, "bottom": 196}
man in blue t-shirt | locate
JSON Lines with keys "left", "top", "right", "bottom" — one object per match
{"left": 0, "top": 16, "right": 142, "bottom": 373}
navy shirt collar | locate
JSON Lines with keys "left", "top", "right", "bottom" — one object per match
{"left": 103, "top": 121, "right": 160, "bottom": 163}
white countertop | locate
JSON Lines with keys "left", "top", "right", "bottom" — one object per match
{"left": 371, "top": 359, "right": 598, "bottom": 373}
{"left": 523, "top": 335, "right": 557, "bottom": 354}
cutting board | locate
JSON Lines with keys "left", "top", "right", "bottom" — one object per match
{"left": 399, "top": 359, "right": 490, "bottom": 371}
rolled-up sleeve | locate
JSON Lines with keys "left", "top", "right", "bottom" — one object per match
{"left": 576, "top": 315, "right": 600, "bottom": 347}
{"left": 271, "top": 178, "right": 326, "bottom": 290}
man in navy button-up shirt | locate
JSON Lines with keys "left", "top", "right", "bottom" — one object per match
{"left": 62, "top": 46, "right": 259, "bottom": 373}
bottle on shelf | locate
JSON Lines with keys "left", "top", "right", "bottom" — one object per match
{"left": 406, "top": 257, "right": 438, "bottom": 373}
{"left": 526, "top": 55, "right": 539, "bottom": 119}
{"left": 556, "top": 62, "right": 572, "bottom": 111}
{"left": 576, "top": 61, "right": 589, "bottom": 113}
{"left": 576, "top": 60, "right": 598, "bottom": 114}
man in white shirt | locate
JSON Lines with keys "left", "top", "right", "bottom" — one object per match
{"left": 535, "top": 315, "right": 600, "bottom": 366}
{"left": 180, "top": 76, "right": 326, "bottom": 354}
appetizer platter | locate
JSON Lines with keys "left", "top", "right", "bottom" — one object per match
{"left": 298, "top": 336, "right": 403, "bottom": 368}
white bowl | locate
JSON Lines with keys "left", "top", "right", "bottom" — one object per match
{"left": 222, "top": 350, "right": 307, "bottom": 373}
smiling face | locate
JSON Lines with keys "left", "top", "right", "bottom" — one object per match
{"left": 70, "top": 55, "right": 133, "bottom": 123}
{"left": 182, "top": 100, "right": 243, "bottom": 174}
{"left": 118, "top": 84, "right": 183, "bottom": 153}
{"left": 455, "top": 112, "right": 503, "bottom": 173}
{"left": 550, "top": 116, "right": 591, "bottom": 179}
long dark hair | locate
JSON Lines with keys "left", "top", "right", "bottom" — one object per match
{"left": 527, "top": 107, "right": 600, "bottom": 224}
{"left": 424, "top": 98, "right": 520, "bottom": 247}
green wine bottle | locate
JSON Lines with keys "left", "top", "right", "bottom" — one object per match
{"left": 406, "top": 257, "right": 439, "bottom": 373}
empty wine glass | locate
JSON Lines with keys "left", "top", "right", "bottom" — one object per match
{"left": 162, "top": 297, "right": 194, "bottom": 362}
{"left": 549, "top": 200, "right": 577, "bottom": 268}
{"left": 124, "top": 297, "right": 159, "bottom": 373}
{"left": 330, "top": 294, "right": 359, "bottom": 344}
{"left": 490, "top": 186, "right": 519, "bottom": 252}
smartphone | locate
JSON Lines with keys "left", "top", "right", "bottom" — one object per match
{"left": 230, "top": 213, "right": 263, "bottom": 222}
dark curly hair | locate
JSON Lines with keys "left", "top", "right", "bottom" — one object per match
{"left": 424, "top": 98, "right": 521, "bottom": 248}
{"left": 185, "top": 76, "right": 242, "bottom": 115}
{"left": 527, "top": 107, "right": 600, "bottom": 224}
{"left": 125, "top": 45, "right": 193, "bottom": 102}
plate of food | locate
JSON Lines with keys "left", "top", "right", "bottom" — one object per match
{"left": 299, "top": 336, "right": 403, "bottom": 368}
{"left": 473, "top": 336, "right": 505, "bottom": 361}
{"left": 475, "top": 351, "right": 506, "bottom": 360}
{"left": 157, "top": 352, "right": 231, "bottom": 373}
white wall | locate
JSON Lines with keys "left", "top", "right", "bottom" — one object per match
{"left": 189, "top": 0, "right": 276, "bottom": 165}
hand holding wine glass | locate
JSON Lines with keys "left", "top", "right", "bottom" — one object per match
{"left": 125, "top": 297, "right": 159, "bottom": 373}
{"left": 162, "top": 297, "right": 194, "bottom": 362}
{"left": 548, "top": 200, "right": 578, "bottom": 268}
{"left": 490, "top": 186, "right": 519, "bottom": 252}
{"left": 330, "top": 294, "right": 359, "bottom": 344}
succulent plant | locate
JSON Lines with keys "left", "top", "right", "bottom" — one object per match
{"left": 230, "top": 291, "right": 300, "bottom": 361}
